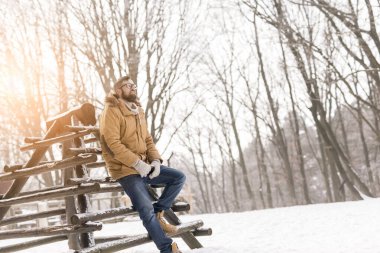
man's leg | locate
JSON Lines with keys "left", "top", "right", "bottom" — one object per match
{"left": 146, "top": 166, "right": 186, "bottom": 213}
{"left": 118, "top": 175, "right": 173, "bottom": 253}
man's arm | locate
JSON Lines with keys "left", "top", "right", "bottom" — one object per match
{"left": 145, "top": 133, "right": 163, "bottom": 163}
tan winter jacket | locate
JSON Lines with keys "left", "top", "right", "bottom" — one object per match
{"left": 99, "top": 94, "right": 162, "bottom": 180}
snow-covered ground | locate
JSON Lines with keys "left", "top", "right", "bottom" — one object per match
{"left": 1, "top": 198, "right": 380, "bottom": 253}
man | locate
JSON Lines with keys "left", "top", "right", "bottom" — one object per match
{"left": 99, "top": 75, "right": 185, "bottom": 253}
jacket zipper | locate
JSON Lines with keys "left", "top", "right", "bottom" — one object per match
{"left": 136, "top": 114, "right": 140, "bottom": 143}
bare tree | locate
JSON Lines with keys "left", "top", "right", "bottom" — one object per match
{"left": 68, "top": 0, "right": 201, "bottom": 145}
{"left": 243, "top": 0, "right": 373, "bottom": 199}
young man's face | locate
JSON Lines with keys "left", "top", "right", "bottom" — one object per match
{"left": 119, "top": 80, "right": 137, "bottom": 102}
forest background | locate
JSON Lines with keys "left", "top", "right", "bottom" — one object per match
{"left": 1, "top": 0, "right": 379, "bottom": 213}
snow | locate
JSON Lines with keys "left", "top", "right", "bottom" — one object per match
{"left": 1, "top": 198, "right": 380, "bottom": 253}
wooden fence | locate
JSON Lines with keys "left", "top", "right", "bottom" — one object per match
{"left": 0, "top": 103, "right": 211, "bottom": 252}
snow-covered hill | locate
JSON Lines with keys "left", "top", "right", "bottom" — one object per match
{"left": 1, "top": 198, "right": 380, "bottom": 253}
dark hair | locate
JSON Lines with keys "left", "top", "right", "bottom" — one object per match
{"left": 112, "top": 75, "right": 141, "bottom": 106}
{"left": 114, "top": 75, "right": 131, "bottom": 90}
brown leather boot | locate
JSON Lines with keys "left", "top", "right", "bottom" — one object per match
{"left": 156, "top": 211, "right": 178, "bottom": 233}
{"left": 171, "top": 242, "right": 182, "bottom": 253}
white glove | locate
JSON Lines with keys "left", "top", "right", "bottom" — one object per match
{"left": 134, "top": 160, "right": 152, "bottom": 177}
{"left": 149, "top": 160, "right": 161, "bottom": 179}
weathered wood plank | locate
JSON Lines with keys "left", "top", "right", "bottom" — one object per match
{"left": 19, "top": 185, "right": 66, "bottom": 196}
{"left": 71, "top": 207, "right": 134, "bottom": 225}
{"left": 71, "top": 201, "right": 190, "bottom": 225}
{"left": 98, "top": 184, "right": 123, "bottom": 193}
{"left": 76, "top": 220, "right": 203, "bottom": 253}
{"left": 24, "top": 137, "right": 43, "bottom": 143}
{"left": 0, "top": 183, "right": 101, "bottom": 207}
{"left": 66, "top": 177, "right": 116, "bottom": 185}
{"left": 191, "top": 227, "right": 212, "bottom": 237}
{"left": 0, "top": 209, "right": 65, "bottom": 227}
{"left": 3, "top": 160, "right": 59, "bottom": 173}
{"left": 0, "top": 222, "right": 102, "bottom": 240}
{"left": 20, "top": 130, "right": 94, "bottom": 152}
{"left": 94, "top": 227, "right": 212, "bottom": 244}
{"left": 68, "top": 147, "right": 102, "bottom": 156}
{"left": 84, "top": 137, "right": 98, "bottom": 144}
{"left": 65, "top": 125, "right": 99, "bottom": 132}
{"left": 171, "top": 201, "right": 190, "bottom": 212}
{"left": 86, "top": 162, "right": 106, "bottom": 169}
{"left": 0, "top": 154, "right": 97, "bottom": 181}
{"left": 45, "top": 103, "right": 96, "bottom": 129}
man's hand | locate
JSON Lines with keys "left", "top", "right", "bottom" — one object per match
{"left": 134, "top": 160, "right": 151, "bottom": 177}
{"left": 149, "top": 160, "right": 161, "bottom": 179}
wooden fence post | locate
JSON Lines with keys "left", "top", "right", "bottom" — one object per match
{"left": 62, "top": 139, "right": 81, "bottom": 250}
{"left": 72, "top": 117, "right": 95, "bottom": 248}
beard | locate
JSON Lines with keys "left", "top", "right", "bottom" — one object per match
{"left": 121, "top": 91, "right": 137, "bottom": 102}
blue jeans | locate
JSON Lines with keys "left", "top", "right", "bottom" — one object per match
{"left": 118, "top": 165, "right": 186, "bottom": 253}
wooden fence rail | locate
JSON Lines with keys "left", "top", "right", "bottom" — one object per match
{"left": 76, "top": 220, "right": 204, "bottom": 253}
{"left": 0, "top": 222, "right": 102, "bottom": 239}
{"left": 0, "top": 154, "right": 97, "bottom": 181}
{"left": 20, "top": 130, "right": 95, "bottom": 152}
{"left": 71, "top": 202, "right": 190, "bottom": 225}
{"left": 0, "top": 183, "right": 101, "bottom": 207}
{"left": 0, "top": 103, "right": 211, "bottom": 252}
{"left": 93, "top": 226, "right": 212, "bottom": 245}
{"left": 0, "top": 209, "right": 65, "bottom": 227}
{"left": 66, "top": 177, "right": 116, "bottom": 185}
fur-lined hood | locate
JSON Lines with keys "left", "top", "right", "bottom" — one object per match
{"left": 104, "top": 92, "right": 142, "bottom": 117}
{"left": 104, "top": 92, "right": 141, "bottom": 107}
{"left": 104, "top": 93, "right": 121, "bottom": 107}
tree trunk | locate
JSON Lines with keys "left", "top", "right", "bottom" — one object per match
{"left": 278, "top": 30, "right": 311, "bottom": 204}
{"left": 253, "top": 108, "right": 273, "bottom": 208}
{"left": 253, "top": 12, "right": 297, "bottom": 205}
{"left": 354, "top": 83, "right": 375, "bottom": 192}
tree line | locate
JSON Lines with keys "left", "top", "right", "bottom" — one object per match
{"left": 0, "top": 0, "right": 379, "bottom": 213}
